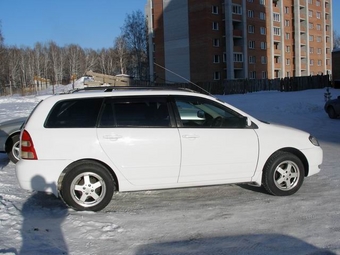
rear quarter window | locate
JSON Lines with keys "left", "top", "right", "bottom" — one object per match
{"left": 44, "top": 98, "right": 103, "bottom": 128}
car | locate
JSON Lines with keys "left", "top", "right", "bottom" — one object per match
{"left": 16, "top": 87, "right": 323, "bottom": 211}
{"left": 0, "top": 117, "right": 27, "bottom": 163}
{"left": 324, "top": 95, "right": 340, "bottom": 119}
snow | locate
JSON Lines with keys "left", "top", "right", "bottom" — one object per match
{"left": 0, "top": 85, "right": 340, "bottom": 255}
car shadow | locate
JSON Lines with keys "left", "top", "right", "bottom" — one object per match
{"left": 134, "top": 234, "right": 336, "bottom": 255}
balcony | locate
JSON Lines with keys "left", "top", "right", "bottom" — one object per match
{"left": 233, "top": 30, "right": 243, "bottom": 38}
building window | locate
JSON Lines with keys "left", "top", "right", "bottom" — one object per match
{"left": 261, "top": 42, "right": 267, "bottom": 49}
{"left": 274, "top": 27, "right": 281, "bottom": 36}
{"left": 260, "top": 0, "right": 265, "bottom": 5}
{"left": 260, "top": 27, "right": 266, "bottom": 35}
{"left": 248, "top": 0, "right": 254, "bottom": 2}
{"left": 318, "top": 60, "right": 322, "bottom": 66}
{"left": 285, "top": 33, "right": 290, "bottom": 39}
{"left": 285, "top": 7, "right": 289, "bottom": 14}
{"left": 317, "top": 48, "right": 322, "bottom": 54}
{"left": 212, "top": 5, "right": 219, "bottom": 14}
{"left": 316, "top": 12, "right": 321, "bottom": 19}
{"left": 285, "top": 20, "right": 290, "bottom": 26}
{"left": 234, "top": 53, "right": 243, "bottom": 62}
{"left": 310, "top": 59, "right": 314, "bottom": 66}
{"left": 286, "top": 59, "right": 290, "bottom": 65}
{"left": 249, "top": 71, "right": 256, "bottom": 79}
{"left": 308, "top": 0, "right": 313, "bottom": 4}
{"left": 248, "top": 25, "right": 255, "bottom": 33}
{"left": 213, "top": 22, "right": 219, "bottom": 30}
{"left": 286, "top": 46, "right": 290, "bottom": 52}
{"left": 262, "top": 71, "right": 267, "bottom": 79}
{"left": 248, "top": 10, "right": 254, "bottom": 18}
{"left": 317, "top": 36, "right": 322, "bottom": 42}
{"left": 273, "top": 13, "right": 280, "bottom": 22}
{"left": 214, "top": 55, "right": 220, "bottom": 63}
{"left": 249, "top": 40, "right": 255, "bottom": 49}
{"left": 309, "top": 35, "right": 314, "bottom": 41}
{"left": 309, "top": 10, "right": 313, "bottom": 17}
{"left": 316, "top": 0, "right": 320, "bottom": 6}
{"left": 274, "top": 56, "right": 280, "bottom": 63}
{"left": 223, "top": 52, "right": 226, "bottom": 62}
{"left": 309, "top": 23, "right": 314, "bottom": 29}
{"left": 214, "top": 72, "right": 220, "bottom": 80}
{"left": 317, "top": 24, "right": 321, "bottom": 30}
{"left": 326, "top": 48, "right": 330, "bottom": 54}
{"left": 232, "top": 4, "right": 242, "bottom": 14}
{"left": 213, "top": 38, "right": 220, "bottom": 47}
{"left": 261, "top": 56, "right": 267, "bottom": 64}
{"left": 310, "top": 47, "right": 314, "bottom": 53}
{"left": 249, "top": 56, "right": 256, "bottom": 64}
{"left": 260, "top": 12, "right": 266, "bottom": 20}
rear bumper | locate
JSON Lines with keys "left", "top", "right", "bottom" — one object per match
{"left": 15, "top": 159, "right": 72, "bottom": 197}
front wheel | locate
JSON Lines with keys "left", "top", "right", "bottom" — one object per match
{"left": 60, "top": 161, "right": 116, "bottom": 211}
{"left": 262, "top": 151, "right": 305, "bottom": 196}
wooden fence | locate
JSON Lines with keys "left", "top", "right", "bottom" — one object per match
{"left": 1, "top": 73, "right": 332, "bottom": 96}
{"left": 133, "top": 73, "right": 331, "bottom": 95}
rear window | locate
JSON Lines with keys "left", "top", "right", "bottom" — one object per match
{"left": 45, "top": 98, "right": 103, "bottom": 128}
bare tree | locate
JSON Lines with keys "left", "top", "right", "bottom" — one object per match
{"left": 114, "top": 35, "right": 129, "bottom": 74}
{"left": 122, "top": 10, "right": 148, "bottom": 79}
{"left": 334, "top": 30, "right": 340, "bottom": 49}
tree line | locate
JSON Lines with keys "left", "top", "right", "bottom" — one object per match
{"left": 0, "top": 10, "right": 148, "bottom": 92}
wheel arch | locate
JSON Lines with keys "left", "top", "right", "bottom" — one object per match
{"left": 266, "top": 147, "right": 309, "bottom": 177}
{"left": 4, "top": 131, "right": 20, "bottom": 153}
{"left": 57, "top": 158, "right": 119, "bottom": 192}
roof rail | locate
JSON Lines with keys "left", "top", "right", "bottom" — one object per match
{"left": 69, "top": 86, "right": 204, "bottom": 94}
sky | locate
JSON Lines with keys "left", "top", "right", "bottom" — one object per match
{"left": 0, "top": 0, "right": 147, "bottom": 50}
{"left": 0, "top": 0, "right": 339, "bottom": 50}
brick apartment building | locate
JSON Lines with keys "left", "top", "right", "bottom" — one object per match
{"left": 146, "top": 0, "right": 333, "bottom": 83}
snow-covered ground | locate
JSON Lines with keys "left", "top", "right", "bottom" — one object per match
{"left": 0, "top": 85, "right": 339, "bottom": 255}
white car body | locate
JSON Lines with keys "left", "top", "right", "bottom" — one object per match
{"left": 15, "top": 89, "right": 323, "bottom": 211}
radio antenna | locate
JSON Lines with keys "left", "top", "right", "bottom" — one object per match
{"left": 154, "top": 62, "right": 212, "bottom": 96}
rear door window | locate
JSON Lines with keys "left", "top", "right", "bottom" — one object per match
{"left": 99, "top": 97, "right": 171, "bottom": 128}
{"left": 45, "top": 98, "right": 103, "bottom": 128}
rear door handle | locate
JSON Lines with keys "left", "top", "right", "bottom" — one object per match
{"left": 103, "top": 134, "right": 122, "bottom": 141}
{"left": 182, "top": 134, "right": 199, "bottom": 139}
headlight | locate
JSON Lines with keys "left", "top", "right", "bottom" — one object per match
{"left": 309, "top": 135, "right": 320, "bottom": 146}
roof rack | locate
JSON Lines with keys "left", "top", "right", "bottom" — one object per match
{"left": 69, "top": 86, "right": 203, "bottom": 94}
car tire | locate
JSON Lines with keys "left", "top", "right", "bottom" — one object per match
{"left": 60, "top": 161, "right": 116, "bottom": 211}
{"left": 6, "top": 134, "right": 20, "bottom": 164}
{"left": 327, "top": 106, "right": 337, "bottom": 119}
{"left": 262, "top": 151, "right": 305, "bottom": 196}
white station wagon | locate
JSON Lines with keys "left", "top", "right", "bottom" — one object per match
{"left": 16, "top": 87, "right": 323, "bottom": 211}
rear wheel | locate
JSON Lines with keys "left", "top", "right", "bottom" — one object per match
{"left": 60, "top": 161, "right": 116, "bottom": 211}
{"left": 262, "top": 151, "right": 305, "bottom": 196}
{"left": 6, "top": 134, "right": 20, "bottom": 163}
{"left": 327, "top": 106, "right": 337, "bottom": 119}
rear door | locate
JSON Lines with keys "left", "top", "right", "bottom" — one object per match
{"left": 97, "top": 96, "right": 181, "bottom": 186}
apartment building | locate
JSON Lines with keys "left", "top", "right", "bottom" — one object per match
{"left": 146, "top": 0, "right": 332, "bottom": 83}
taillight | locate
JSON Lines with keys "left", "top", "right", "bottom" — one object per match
{"left": 21, "top": 130, "right": 38, "bottom": 160}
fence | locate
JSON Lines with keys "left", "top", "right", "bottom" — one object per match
{"left": 133, "top": 73, "right": 331, "bottom": 95}
{"left": 1, "top": 73, "right": 332, "bottom": 96}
